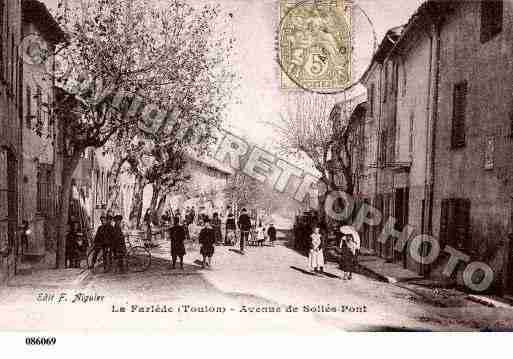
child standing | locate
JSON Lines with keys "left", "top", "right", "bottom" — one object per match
{"left": 308, "top": 227, "right": 324, "bottom": 273}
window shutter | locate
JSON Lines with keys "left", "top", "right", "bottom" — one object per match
{"left": 481, "top": 1, "right": 503, "bottom": 43}
{"left": 451, "top": 82, "right": 467, "bottom": 148}
{"left": 26, "top": 85, "right": 31, "bottom": 128}
{"left": 440, "top": 198, "right": 471, "bottom": 250}
{"left": 379, "top": 130, "right": 387, "bottom": 167}
{"left": 455, "top": 198, "right": 471, "bottom": 251}
{"left": 0, "top": 0, "right": 4, "bottom": 81}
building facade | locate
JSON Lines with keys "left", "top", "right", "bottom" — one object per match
{"left": 21, "top": 0, "right": 65, "bottom": 261}
{"left": 0, "top": 0, "right": 22, "bottom": 283}
{"left": 353, "top": 0, "right": 513, "bottom": 295}
{"left": 430, "top": 0, "right": 513, "bottom": 294}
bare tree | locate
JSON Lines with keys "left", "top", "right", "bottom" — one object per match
{"left": 272, "top": 93, "right": 358, "bottom": 223}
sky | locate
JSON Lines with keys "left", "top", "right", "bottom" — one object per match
{"left": 41, "top": 0, "right": 424, "bottom": 148}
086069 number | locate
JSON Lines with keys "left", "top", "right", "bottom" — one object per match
{"left": 25, "top": 337, "right": 56, "bottom": 345}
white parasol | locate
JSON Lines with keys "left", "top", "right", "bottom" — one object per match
{"left": 339, "top": 225, "right": 360, "bottom": 247}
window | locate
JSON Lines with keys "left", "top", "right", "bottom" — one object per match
{"left": 37, "top": 164, "right": 54, "bottom": 217}
{"left": 451, "top": 81, "right": 467, "bottom": 148}
{"left": 369, "top": 83, "right": 375, "bottom": 116}
{"left": 379, "top": 130, "right": 387, "bottom": 167}
{"left": 484, "top": 135, "right": 495, "bottom": 169}
{"left": 439, "top": 198, "right": 471, "bottom": 253}
{"left": 26, "top": 86, "right": 32, "bottom": 128}
{"left": 481, "top": 0, "right": 503, "bottom": 43}
{"left": 36, "top": 86, "right": 42, "bottom": 128}
{"left": 46, "top": 93, "right": 52, "bottom": 137}
{"left": 0, "top": 148, "right": 17, "bottom": 255}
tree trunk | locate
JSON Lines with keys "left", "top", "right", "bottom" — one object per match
{"left": 106, "top": 157, "right": 126, "bottom": 213}
{"left": 129, "top": 174, "right": 146, "bottom": 228}
{"left": 156, "top": 193, "right": 167, "bottom": 219}
{"left": 56, "top": 153, "right": 81, "bottom": 269}
{"left": 149, "top": 182, "right": 161, "bottom": 224}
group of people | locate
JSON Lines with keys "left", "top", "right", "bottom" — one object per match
{"left": 308, "top": 225, "right": 361, "bottom": 280}
{"left": 88, "top": 214, "right": 128, "bottom": 273}
{"left": 166, "top": 215, "right": 216, "bottom": 269}
{"left": 226, "top": 208, "right": 277, "bottom": 252}
{"left": 165, "top": 207, "right": 278, "bottom": 268}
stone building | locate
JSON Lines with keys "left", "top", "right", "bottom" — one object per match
{"left": 69, "top": 148, "right": 112, "bottom": 235}
{"left": 358, "top": 26, "right": 406, "bottom": 262}
{"left": 0, "top": 0, "right": 22, "bottom": 283}
{"left": 166, "top": 155, "right": 233, "bottom": 218}
{"left": 20, "top": 0, "right": 65, "bottom": 262}
{"left": 353, "top": 0, "right": 513, "bottom": 295}
{"left": 429, "top": 0, "right": 513, "bottom": 294}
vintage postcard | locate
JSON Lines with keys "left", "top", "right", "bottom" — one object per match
{"left": 1, "top": 0, "right": 513, "bottom": 343}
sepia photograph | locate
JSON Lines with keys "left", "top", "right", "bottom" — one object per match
{"left": 1, "top": 0, "right": 513, "bottom": 345}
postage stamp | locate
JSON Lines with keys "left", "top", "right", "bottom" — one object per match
{"left": 279, "top": 0, "right": 352, "bottom": 92}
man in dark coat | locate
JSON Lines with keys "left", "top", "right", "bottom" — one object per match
{"left": 199, "top": 217, "right": 215, "bottom": 268}
{"left": 66, "top": 221, "right": 81, "bottom": 268}
{"left": 111, "top": 215, "right": 127, "bottom": 273}
{"left": 90, "top": 214, "right": 113, "bottom": 272}
{"left": 169, "top": 216, "right": 186, "bottom": 269}
{"left": 267, "top": 223, "right": 277, "bottom": 246}
{"left": 238, "top": 208, "right": 251, "bottom": 253}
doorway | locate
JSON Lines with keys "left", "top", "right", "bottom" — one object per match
{"left": 393, "top": 187, "right": 409, "bottom": 269}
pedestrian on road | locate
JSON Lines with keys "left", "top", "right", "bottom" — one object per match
{"left": 225, "top": 212, "right": 236, "bottom": 245}
{"left": 212, "top": 212, "right": 222, "bottom": 245}
{"left": 256, "top": 222, "right": 266, "bottom": 246}
{"left": 111, "top": 215, "right": 127, "bottom": 274}
{"left": 65, "top": 221, "right": 81, "bottom": 268}
{"left": 339, "top": 234, "right": 356, "bottom": 280}
{"left": 339, "top": 225, "right": 360, "bottom": 276}
{"left": 238, "top": 208, "right": 251, "bottom": 253}
{"left": 267, "top": 223, "right": 277, "bottom": 246}
{"left": 90, "top": 214, "right": 113, "bottom": 272}
{"left": 169, "top": 216, "right": 186, "bottom": 270}
{"left": 199, "top": 217, "right": 215, "bottom": 268}
{"left": 308, "top": 227, "right": 324, "bottom": 273}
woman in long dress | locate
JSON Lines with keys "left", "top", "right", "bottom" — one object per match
{"left": 308, "top": 227, "right": 324, "bottom": 273}
{"left": 199, "top": 218, "right": 216, "bottom": 268}
{"left": 256, "top": 223, "right": 266, "bottom": 246}
{"left": 339, "top": 234, "right": 355, "bottom": 280}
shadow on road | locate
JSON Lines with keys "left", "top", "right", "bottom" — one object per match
{"left": 229, "top": 249, "right": 245, "bottom": 255}
{"left": 290, "top": 266, "right": 316, "bottom": 276}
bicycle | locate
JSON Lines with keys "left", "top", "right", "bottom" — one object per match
{"left": 87, "top": 232, "right": 151, "bottom": 273}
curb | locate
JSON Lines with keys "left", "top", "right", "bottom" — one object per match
{"left": 357, "top": 263, "right": 422, "bottom": 284}
{"left": 466, "top": 295, "right": 513, "bottom": 309}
